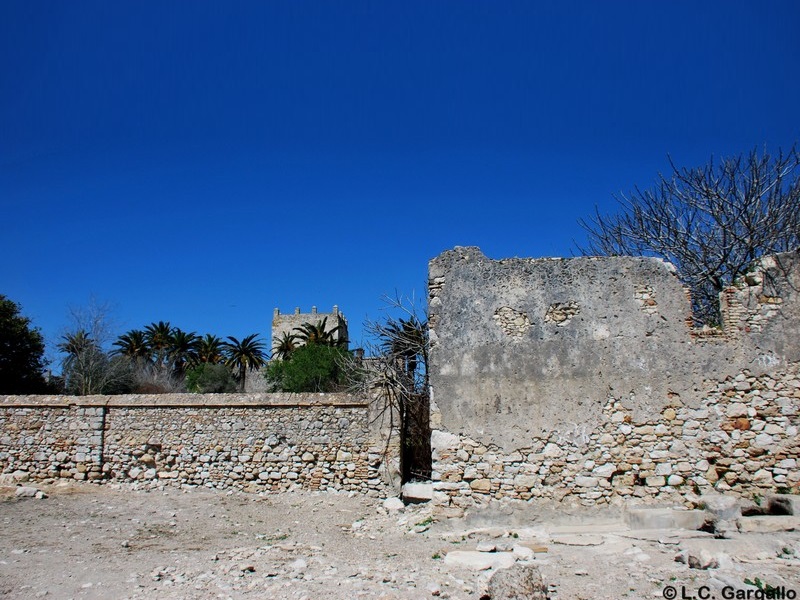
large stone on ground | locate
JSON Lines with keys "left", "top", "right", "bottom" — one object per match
{"left": 486, "top": 562, "right": 547, "bottom": 600}
{"left": 699, "top": 494, "right": 741, "bottom": 521}
{"left": 402, "top": 482, "right": 433, "bottom": 503}
{"left": 625, "top": 507, "right": 706, "bottom": 530}
{"left": 14, "top": 486, "right": 39, "bottom": 498}
{"left": 383, "top": 497, "right": 405, "bottom": 512}
{"left": 443, "top": 550, "right": 516, "bottom": 571}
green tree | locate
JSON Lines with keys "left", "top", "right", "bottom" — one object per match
{"left": 194, "top": 334, "right": 225, "bottom": 365}
{"left": 0, "top": 295, "right": 48, "bottom": 393}
{"left": 294, "top": 317, "right": 347, "bottom": 348}
{"left": 168, "top": 328, "right": 199, "bottom": 377}
{"left": 223, "top": 334, "right": 267, "bottom": 391}
{"left": 112, "top": 329, "right": 149, "bottom": 365}
{"left": 580, "top": 146, "right": 800, "bottom": 324}
{"left": 185, "top": 363, "right": 237, "bottom": 393}
{"left": 143, "top": 321, "right": 174, "bottom": 369}
{"left": 271, "top": 331, "right": 299, "bottom": 360}
{"left": 265, "top": 343, "right": 350, "bottom": 392}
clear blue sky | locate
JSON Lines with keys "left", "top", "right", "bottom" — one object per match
{"left": 2, "top": 1, "right": 799, "bottom": 364}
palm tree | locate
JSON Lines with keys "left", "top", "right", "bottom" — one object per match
{"left": 112, "top": 329, "right": 150, "bottom": 365}
{"left": 223, "top": 334, "right": 267, "bottom": 391}
{"left": 378, "top": 316, "right": 428, "bottom": 384}
{"left": 294, "top": 317, "right": 346, "bottom": 347}
{"left": 195, "top": 334, "right": 225, "bottom": 365}
{"left": 143, "top": 321, "right": 174, "bottom": 369}
{"left": 168, "top": 328, "right": 199, "bottom": 376}
{"left": 57, "top": 330, "right": 112, "bottom": 395}
{"left": 272, "top": 331, "right": 298, "bottom": 360}
{"left": 58, "top": 330, "right": 95, "bottom": 358}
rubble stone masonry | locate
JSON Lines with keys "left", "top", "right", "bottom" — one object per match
{"left": 0, "top": 393, "right": 387, "bottom": 494}
{"left": 428, "top": 247, "right": 800, "bottom": 510}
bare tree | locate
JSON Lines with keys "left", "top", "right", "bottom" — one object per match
{"left": 579, "top": 146, "right": 800, "bottom": 324}
{"left": 344, "top": 293, "right": 431, "bottom": 484}
{"left": 59, "top": 299, "right": 133, "bottom": 395}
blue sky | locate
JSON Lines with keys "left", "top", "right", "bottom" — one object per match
{"left": 2, "top": 1, "right": 799, "bottom": 364}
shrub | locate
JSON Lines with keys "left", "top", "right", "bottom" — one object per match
{"left": 265, "top": 344, "right": 350, "bottom": 393}
{"left": 185, "top": 363, "right": 237, "bottom": 393}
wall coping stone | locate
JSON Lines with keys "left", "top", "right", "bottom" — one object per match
{"left": 0, "top": 392, "right": 368, "bottom": 409}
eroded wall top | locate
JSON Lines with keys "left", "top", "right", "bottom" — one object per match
{"left": 428, "top": 246, "right": 800, "bottom": 451}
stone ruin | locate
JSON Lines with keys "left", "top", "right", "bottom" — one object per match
{"left": 427, "top": 246, "right": 800, "bottom": 512}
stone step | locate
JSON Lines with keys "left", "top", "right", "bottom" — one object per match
{"left": 402, "top": 481, "right": 433, "bottom": 503}
{"left": 624, "top": 507, "right": 707, "bottom": 531}
{"left": 737, "top": 515, "right": 800, "bottom": 533}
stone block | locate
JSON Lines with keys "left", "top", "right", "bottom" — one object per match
{"left": 574, "top": 476, "right": 598, "bottom": 488}
{"left": 469, "top": 479, "right": 492, "bottom": 493}
{"left": 625, "top": 507, "right": 707, "bottom": 530}
{"left": 699, "top": 494, "right": 741, "bottom": 521}
{"left": 737, "top": 515, "right": 800, "bottom": 533}
{"left": 402, "top": 482, "right": 433, "bottom": 502}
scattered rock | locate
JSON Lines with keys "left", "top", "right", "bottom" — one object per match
{"left": 289, "top": 558, "right": 307, "bottom": 573}
{"left": 426, "top": 581, "right": 442, "bottom": 596}
{"left": 383, "top": 497, "right": 405, "bottom": 512}
{"left": 511, "top": 545, "right": 534, "bottom": 560}
{"left": 486, "top": 562, "right": 547, "bottom": 600}
{"left": 15, "top": 486, "right": 39, "bottom": 498}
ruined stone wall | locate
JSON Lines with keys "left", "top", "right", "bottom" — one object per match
{"left": 0, "top": 393, "right": 386, "bottom": 495}
{"left": 428, "top": 247, "right": 800, "bottom": 511}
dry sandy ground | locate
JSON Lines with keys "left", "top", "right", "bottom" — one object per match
{"left": 1, "top": 482, "right": 799, "bottom": 599}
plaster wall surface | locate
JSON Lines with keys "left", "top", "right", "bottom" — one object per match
{"left": 427, "top": 247, "right": 800, "bottom": 508}
{"left": 429, "top": 247, "right": 800, "bottom": 451}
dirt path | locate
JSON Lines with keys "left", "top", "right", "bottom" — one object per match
{"left": 1, "top": 483, "right": 798, "bottom": 599}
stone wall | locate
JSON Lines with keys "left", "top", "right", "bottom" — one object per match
{"left": 0, "top": 393, "right": 387, "bottom": 494}
{"left": 428, "top": 247, "right": 800, "bottom": 510}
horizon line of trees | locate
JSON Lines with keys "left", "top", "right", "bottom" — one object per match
{"left": 57, "top": 321, "right": 268, "bottom": 395}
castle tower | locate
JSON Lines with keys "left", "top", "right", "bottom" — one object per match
{"left": 271, "top": 305, "right": 349, "bottom": 356}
